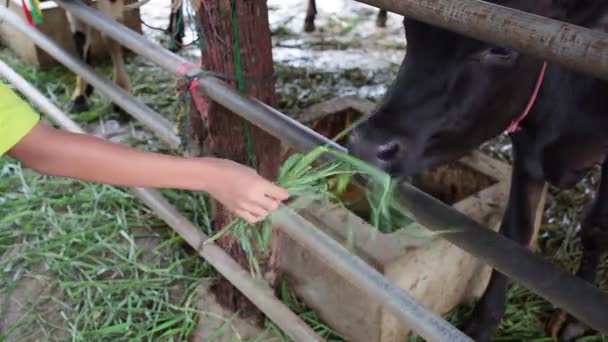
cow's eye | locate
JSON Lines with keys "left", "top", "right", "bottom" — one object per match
{"left": 489, "top": 47, "right": 511, "bottom": 56}
{"left": 477, "top": 47, "right": 519, "bottom": 68}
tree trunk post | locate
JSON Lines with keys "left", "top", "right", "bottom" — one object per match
{"left": 192, "top": 0, "right": 282, "bottom": 320}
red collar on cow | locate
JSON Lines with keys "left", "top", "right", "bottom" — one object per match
{"left": 506, "top": 62, "right": 548, "bottom": 134}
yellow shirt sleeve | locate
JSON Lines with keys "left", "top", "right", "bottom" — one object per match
{"left": 0, "top": 81, "right": 40, "bottom": 156}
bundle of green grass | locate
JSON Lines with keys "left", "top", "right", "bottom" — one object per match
{"left": 208, "top": 145, "right": 431, "bottom": 276}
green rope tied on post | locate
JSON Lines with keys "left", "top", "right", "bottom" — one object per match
{"left": 174, "top": 69, "right": 276, "bottom": 151}
{"left": 230, "top": 0, "right": 257, "bottom": 170}
{"left": 28, "top": 0, "right": 43, "bottom": 25}
{"left": 175, "top": 0, "right": 276, "bottom": 165}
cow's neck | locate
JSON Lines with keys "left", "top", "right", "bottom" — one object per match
{"left": 507, "top": 7, "right": 608, "bottom": 188}
{"left": 512, "top": 62, "right": 608, "bottom": 188}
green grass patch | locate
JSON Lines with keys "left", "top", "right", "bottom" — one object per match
{"left": 0, "top": 158, "right": 212, "bottom": 341}
{"left": 276, "top": 279, "right": 345, "bottom": 341}
{"left": 275, "top": 64, "right": 396, "bottom": 113}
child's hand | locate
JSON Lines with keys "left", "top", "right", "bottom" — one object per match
{"left": 202, "top": 158, "right": 289, "bottom": 223}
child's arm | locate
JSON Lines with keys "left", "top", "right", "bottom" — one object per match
{"left": 9, "top": 122, "right": 288, "bottom": 223}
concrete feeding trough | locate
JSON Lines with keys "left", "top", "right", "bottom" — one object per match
{"left": 0, "top": 0, "right": 141, "bottom": 66}
{"left": 277, "top": 96, "right": 543, "bottom": 342}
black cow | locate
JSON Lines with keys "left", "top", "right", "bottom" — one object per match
{"left": 348, "top": 0, "right": 608, "bottom": 340}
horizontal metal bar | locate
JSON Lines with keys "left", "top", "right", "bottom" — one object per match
{"left": 355, "top": 0, "right": 608, "bottom": 80}
{"left": 199, "top": 78, "right": 345, "bottom": 153}
{"left": 273, "top": 207, "right": 472, "bottom": 342}
{"left": 0, "top": 6, "right": 181, "bottom": 149}
{"left": 0, "top": 59, "right": 323, "bottom": 342}
{"left": 50, "top": 0, "right": 608, "bottom": 332}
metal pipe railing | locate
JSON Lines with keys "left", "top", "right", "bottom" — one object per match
{"left": 46, "top": 0, "right": 608, "bottom": 333}
{"left": 355, "top": 0, "right": 608, "bottom": 80}
{"left": 0, "top": 7, "right": 180, "bottom": 149}
{"left": 0, "top": 58, "right": 323, "bottom": 342}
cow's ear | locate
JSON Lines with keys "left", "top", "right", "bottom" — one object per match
{"left": 478, "top": 47, "right": 519, "bottom": 68}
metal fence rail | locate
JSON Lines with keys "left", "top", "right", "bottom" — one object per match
{"left": 46, "top": 0, "right": 608, "bottom": 333}
{"left": 355, "top": 0, "right": 608, "bottom": 80}
{"left": 0, "top": 58, "right": 324, "bottom": 342}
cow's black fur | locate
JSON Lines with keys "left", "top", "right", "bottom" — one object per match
{"left": 349, "top": 1, "right": 608, "bottom": 340}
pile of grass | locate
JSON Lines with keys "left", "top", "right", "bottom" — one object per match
{"left": 206, "top": 145, "right": 427, "bottom": 278}
{"left": 276, "top": 279, "right": 345, "bottom": 341}
{"left": 0, "top": 158, "right": 214, "bottom": 341}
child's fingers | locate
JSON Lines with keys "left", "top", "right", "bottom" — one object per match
{"left": 241, "top": 203, "right": 268, "bottom": 218}
{"left": 257, "top": 196, "right": 280, "bottom": 212}
{"left": 264, "top": 183, "right": 290, "bottom": 201}
{"left": 235, "top": 209, "right": 262, "bottom": 224}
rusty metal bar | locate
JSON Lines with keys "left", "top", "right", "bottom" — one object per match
{"left": 354, "top": 0, "right": 608, "bottom": 80}
{"left": 0, "top": 58, "right": 323, "bottom": 342}
{"left": 47, "top": 0, "right": 608, "bottom": 333}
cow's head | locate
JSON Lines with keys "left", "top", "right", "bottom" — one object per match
{"left": 348, "top": 0, "right": 607, "bottom": 178}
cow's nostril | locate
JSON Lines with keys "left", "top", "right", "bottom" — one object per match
{"left": 377, "top": 142, "right": 400, "bottom": 162}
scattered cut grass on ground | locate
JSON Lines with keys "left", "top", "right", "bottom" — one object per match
{"left": 0, "top": 157, "right": 212, "bottom": 341}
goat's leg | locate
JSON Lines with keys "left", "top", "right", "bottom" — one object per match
{"left": 67, "top": 18, "right": 94, "bottom": 113}
{"left": 376, "top": 9, "right": 388, "bottom": 28}
{"left": 95, "top": 0, "right": 131, "bottom": 119}
{"left": 304, "top": 0, "right": 317, "bottom": 32}
{"left": 102, "top": 35, "right": 131, "bottom": 119}
{"left": 167, "top": 0, "right": 184, "bottom": 52}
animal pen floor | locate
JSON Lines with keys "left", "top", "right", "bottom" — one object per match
{"left": 0, "top": 0, "right": 607, "bottom": 340}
